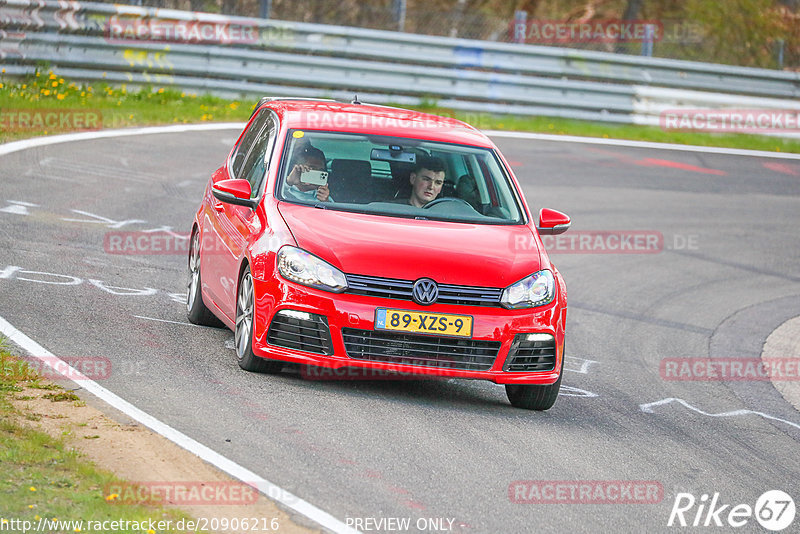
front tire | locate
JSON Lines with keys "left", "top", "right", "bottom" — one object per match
{"left": 505, "top": 357, "right": 563, "bottom": 411}
{"left": 235, "top": 267, "right": 282, "bottom": 374}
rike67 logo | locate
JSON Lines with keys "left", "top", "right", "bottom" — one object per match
{"left": 668, "top": 490, "right": 795, "bottom": 531}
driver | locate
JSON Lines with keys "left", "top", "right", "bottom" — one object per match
{"left": 405, "top": 156, "right": 446, "bottom": 208}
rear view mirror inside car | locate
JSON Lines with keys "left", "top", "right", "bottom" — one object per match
{"left": 371, "top": 147, "right": 416, "bottom": 163}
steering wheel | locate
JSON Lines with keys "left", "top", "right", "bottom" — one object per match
{"left": 422, "top": 197, "right": 474, "bottom": 209}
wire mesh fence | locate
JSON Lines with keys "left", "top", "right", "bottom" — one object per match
{"left": 110, "top": 0, "right": 798, "bottom": 70}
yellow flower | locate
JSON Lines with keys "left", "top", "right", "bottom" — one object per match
{"left": 28, "top": 505, "right": 34, "bottom": 509}
{"left": 128, "top": 114, "right": 133, "bottom": 119}
{"left": 52, "top": 81, "right": 58, "bottom": 87}
{"left": 80, "top": 91, "right": 85, "bottom": 97}
{"left": 104, "top": 493, "right": 119, "bottom": 502}
{"left": 181, "top": 92, "right": 186, "bottom": 97}
{"left": 229, "top": 102, "right": 239, "bottom": 110}
{"left": 58, "top": 78, "right": 64, "bottom": 84}
{"left": 43, "top": 90, "right": 50, "bottom": 96}
{"left": 21, "top": 84, "right": 27, "bottom": 89}
{"left": 74, "top": 528, "right": 81, "bottom": 532}
{"left": 34, "top": 515, "right": 41, "bottom": 520}
{"left": 29, "top": 486, "right": 36, "bottom": 491}
{"left": 147, "top": 531, "right": 155, "bottom": 534}
{"left": 49, "top": 73, "right": 57, "bottom": 80}
{"left": 56, "top": 93, "right": 65, "bottom": 101}
{"left": 157, "top": 88, "right": 164, "bottom": 94}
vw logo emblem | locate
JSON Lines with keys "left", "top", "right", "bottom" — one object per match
{"left": 412, "top": 278, "right": 439, "bottom": 305}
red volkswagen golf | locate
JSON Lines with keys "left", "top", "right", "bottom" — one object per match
{"left": 188, "top": 99, "right": 571, "bottom": 410}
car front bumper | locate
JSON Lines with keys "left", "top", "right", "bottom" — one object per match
{"left": 250, "top": 275, "right": 565, "bottom": 385}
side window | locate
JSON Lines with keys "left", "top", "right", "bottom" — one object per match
{"left": 230, "top": 111, "right": 270, "bottom": 180}
{"left": 240, "top": 115, "right": 277, "bottom": 197}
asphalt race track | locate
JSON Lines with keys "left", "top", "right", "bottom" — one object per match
{"left": 1, "top": 128, "right": 799, "bottom": 533}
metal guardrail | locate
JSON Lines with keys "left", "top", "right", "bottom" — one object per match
{"left": 1, "top": 0, "right": 799, "bottom": 125}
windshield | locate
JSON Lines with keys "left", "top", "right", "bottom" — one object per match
{"left": 276, "top": 130, "right": 524, "bottom": 224}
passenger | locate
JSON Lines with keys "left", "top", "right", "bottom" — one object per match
{"left": 285, "top": 145, "right": 331, "bottom": 202}
{"left": 403, "top": 155, "right": 446, "bottom": 208}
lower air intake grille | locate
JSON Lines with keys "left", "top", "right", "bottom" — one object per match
{"left": 267, "top": 310, "right": 333, "bottom": 355}
{"left": 504, "top": 333, "right": 556, "bottom": 372}
{"left": 341, "top": 328, "right": 500, "bottom": 371}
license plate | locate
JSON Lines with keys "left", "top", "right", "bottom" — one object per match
{"left": 374, "top": 308, "right": 473, "bottom": 338}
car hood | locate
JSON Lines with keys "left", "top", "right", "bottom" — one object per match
{"left": 278, "top": 203, "right": 542, "bottom": 287}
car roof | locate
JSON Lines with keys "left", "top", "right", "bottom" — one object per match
{"left": 262, "top": 99, "right": 495, "bottom": 148}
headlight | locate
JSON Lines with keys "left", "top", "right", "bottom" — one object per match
{"left": 501, "top": 270, "right": 555, "bottom": 309}
{"left": 277, "top": 246, "right": 347, "bottom": 293}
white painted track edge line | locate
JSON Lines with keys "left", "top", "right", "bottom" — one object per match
{"left": 0, "top": 314, "right": 360, "bottom": 534}
{"left": 0, "top": 123, "right": 246, "bottom": 157}
{"left": 482, "top": 130, "right": 800, "bottom": 160}
{"left": 1, "top": 122, "right": 797, "bottom": 160}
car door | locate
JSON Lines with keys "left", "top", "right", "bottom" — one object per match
{"left": 203, "top": 110, "right": 278, "bottom": 319}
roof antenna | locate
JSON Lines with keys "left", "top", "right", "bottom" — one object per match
{"left": 352, "top": 94, "right": 361, "bottom": 105}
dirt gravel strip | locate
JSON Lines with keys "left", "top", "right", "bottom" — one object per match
{"left": 10, "top": 385, "right": 318, "bottom": 534}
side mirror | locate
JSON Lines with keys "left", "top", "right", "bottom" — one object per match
{"left": 212, "top": 179, "right": 257, "bottom": 210}
{"left": 536, "top": 208, "right": 571, "bottom": 235}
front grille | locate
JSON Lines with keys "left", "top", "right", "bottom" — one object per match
{"left": 504, "top": 333, "right": 556, "bottom": 372}
{"left": 346, "top": 274, "right": 503, "bottom": 307}
{"left": 266, "top": 310, "right": 333, "bottom": 355}
{"left": 341, "top": 328, "right": 501, "bottom": 371}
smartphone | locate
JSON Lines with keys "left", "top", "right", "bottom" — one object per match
{"left": 300, "top": 170, "right": 328, "bottom": 186}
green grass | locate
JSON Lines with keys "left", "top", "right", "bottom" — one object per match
{"left": 1, "top": 69, "right": 799, "bottom": 153}
{"left": 0, "top": 344, "right": 194, "bottom": 533}
{"left": 0, "top": 70, "right": 251, "bottom": 143}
